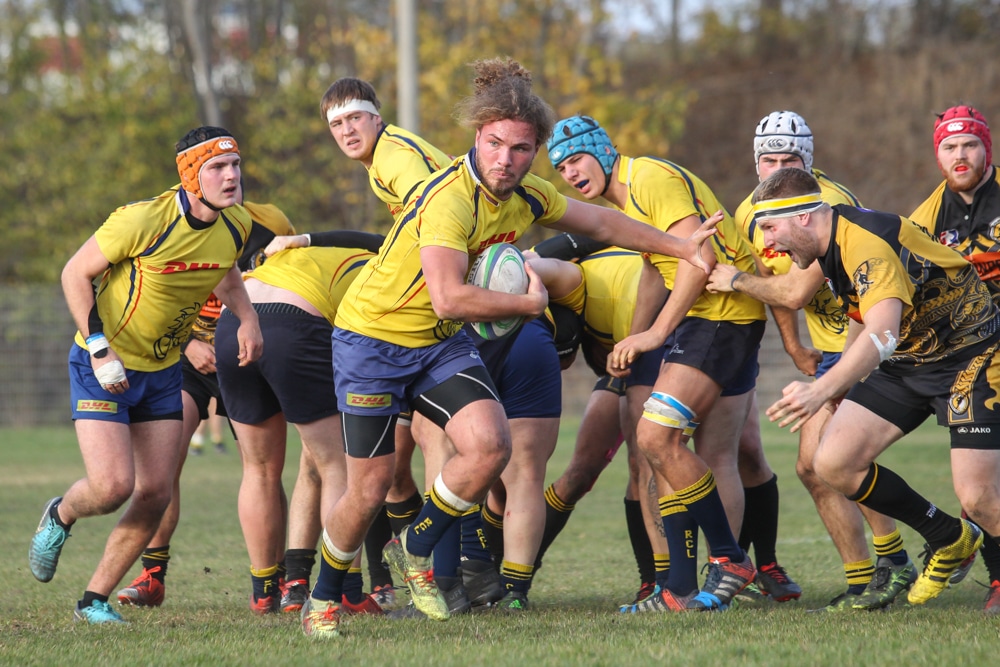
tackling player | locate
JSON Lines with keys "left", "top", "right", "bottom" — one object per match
{"left": 728, "top": 111, "right": 912, "bottom": 610}
{"left": 732, "top": 166, "right": 996, "bottom": 609}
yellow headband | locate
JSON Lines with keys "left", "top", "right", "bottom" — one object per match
{"left": 176, "top": 136, "right": 240, "bottom": 200}
{"left": 752, "top": 192, "right": 823, "bottom": 221}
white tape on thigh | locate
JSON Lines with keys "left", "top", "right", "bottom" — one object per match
{"left": 642, "top": 392, "right": 696, "bottom": 431}
{"left": 869, "top": 330, "right": 898, "bottom": 363}
{"left": 95, "top": 360, "right": 127, "bottom": 386}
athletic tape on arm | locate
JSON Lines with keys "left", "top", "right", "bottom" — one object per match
{"left": 869, "top": 330, "right": 897, "bottom": 363}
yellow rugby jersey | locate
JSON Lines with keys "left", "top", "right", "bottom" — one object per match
{"left": 77, "top": 186, "right": 250, "bottom": 371}
{"left": 368, "top": 124, "right": 452, "bottom": 219}
{"left": 734, "top": 168, "right": 859, "bottom": 352}
{"left": 616, "top": 156, "right": 763, "bottom": 324}
{"left": 190, "top": 200, "right": 296, "bottom": 345}
{"left": 552, "top": 248, "right": 642, "bottom": 351}
{"left": 244, "top": 246, "right": 375, "bottom": 326}
{"left": 820, "top": 205, "right": 998, "bottom": 367}
{"left": 336, "top": 151, "right": 568, "bottom": 347}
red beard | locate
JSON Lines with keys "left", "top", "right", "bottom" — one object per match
{"left": 943, "top": 160, "right": 987, "bottom": 194}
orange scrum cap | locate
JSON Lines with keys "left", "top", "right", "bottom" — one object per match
{"left": 175, "top": 133, "right": 240, "bottom": 200}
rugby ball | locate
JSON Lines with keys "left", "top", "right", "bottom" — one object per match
{"left": 466, "top": 242, "right": 529, "bottom": 340}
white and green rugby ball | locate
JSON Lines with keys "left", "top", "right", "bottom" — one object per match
{"left": 466, "top": 242, "right": 529, "bottom": 340}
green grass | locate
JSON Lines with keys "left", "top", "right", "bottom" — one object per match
{"left": 1, "top": 420, "right": 995, "bottom": 666}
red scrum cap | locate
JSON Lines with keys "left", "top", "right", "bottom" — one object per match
{"left": 934, "top": 105, "right": 992, "bottom": 166}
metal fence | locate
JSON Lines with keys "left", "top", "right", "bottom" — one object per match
{"left": 0, "top": 286, "right": 804, "bottom": 427}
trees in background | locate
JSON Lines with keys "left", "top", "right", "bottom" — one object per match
{"left": 3, "top": 0, "right": 1000, "bottom": 282}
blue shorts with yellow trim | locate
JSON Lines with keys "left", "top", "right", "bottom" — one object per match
{"left": 68, "top": 344, "right": 182, "bottom": 423}
{"left": 332, "top": 327, "right": 486, "bottom": 417}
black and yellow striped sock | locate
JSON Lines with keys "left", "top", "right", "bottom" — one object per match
{"left": 406, "top": 481, "right": 468, "bottom": 558}
{"left": 849, "top": 463, "right": 959, "bottom": 549}
{"left": 873, "top": 528, "right": 908, "bottom": 565}
{"left": 675, "top": 471, "right": 741, "bottom": 560}
{"left": 141, "top": 545, "right": 170, "bottom": 581}
{"left": 535, "top": 485, "right": 575, "bottom": 568}
{"left": 653, "top": 553, "right": 670, "bottom": 589}
{"left": 660, "top": 493, "right": 699, "bottom": 594}
{"left": 386, "top": 492, "right": 424, "bottom": 536}
{"left": 481, "top": 503, "right": 505, "bottom": 565}
{"left": 342, "top": 567, "right": 364, "bottom": 604}
{"left": 250, "top": 563, "right": 280, "bottom": 602}
{"left": 500, "top": 560, "right": 534, "bottom": 595}
{"left": 845, "top": 558, "right": 875, "bottom": 594}
{"left": 624, "top": 498, "right": 655, "bottom": 586}
{"left": 311, "top": 536, "right": 356, "bottom": 602}
{"left": 460, "top": 504, "right": 493, "bottom": 562}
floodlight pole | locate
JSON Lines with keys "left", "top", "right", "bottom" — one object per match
{"left": 396, "top": 0, "right": 419, "bottom": 133}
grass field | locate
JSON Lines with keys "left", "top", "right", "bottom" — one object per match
{"left": 2, "top": 419, "right": 997, "bottom": 666}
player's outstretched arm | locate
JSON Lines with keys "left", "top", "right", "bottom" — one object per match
{"left": 766, "top": 297, "right": 902, "bottom": 432}
{"left": 550, "top": 199, "right": 717, "bottom": 274}
{"left": 708, "top": 260, "right": 824, "bottom": 308}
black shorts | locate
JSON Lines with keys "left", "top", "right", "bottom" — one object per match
{"left": 180, "top": 354, "right": 225, "bottom": 420}
{"left": 846, "top": 338, "right": 1000, "bottom": 450}
{"left": 663, "top": 318, "right": 764, "bottom": 394}
{"left": 628, "top": 344, "right": 668, "bottom": 388}
{"left": 593, "top": 374, "right": 626, "bottom": 396}
{"left": 217, "top": 304, "right": 339, "bottom": 425}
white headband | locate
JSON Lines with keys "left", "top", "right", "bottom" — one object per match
{"left": 326, "top": 99, "right": 380, "bottom": 123}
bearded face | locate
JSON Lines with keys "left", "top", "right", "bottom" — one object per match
{"left": 937, "top": 136, "right": 989, "bottom": 195}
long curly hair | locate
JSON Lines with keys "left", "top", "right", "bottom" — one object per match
{"left": 454, "top": 57, "right": 555, "bottom": 147}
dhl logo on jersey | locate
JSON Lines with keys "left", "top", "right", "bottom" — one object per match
{"left": 157, "top": 261, "right": 223, "bottom": 274}
{"left": 76, "top": 400, "right": 117, "bottom": 413}
{"left": 346, "top": 393, "right": 392, "bottom": 408}
{"left": 760, "top": 247, "right": 788, "bottom": 260}
{"left": 475, "top": 231, "right": 517, "bottom": 254}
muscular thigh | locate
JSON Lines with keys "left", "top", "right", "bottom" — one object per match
{"left": 816, "top": 400, "right": 904, "bottom": 472}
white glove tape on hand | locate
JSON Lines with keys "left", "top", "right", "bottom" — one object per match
{"left": 870, "top": 330, "right": 898, "bottom": 363}
{"left": 95, "top": 360, "right": 127, "bottom": 386}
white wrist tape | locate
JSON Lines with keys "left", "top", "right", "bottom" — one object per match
{"left": 95, "top": 360, "right": 127, "bottom": 386}
{"left": 869, "top": 330, "right": 898, "bottom": 363}
{"left": 303, "top": 233, "right": 311, "bottom": 247}
{"left": 86, "top": 334, "right": 109, "bottom": 356}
